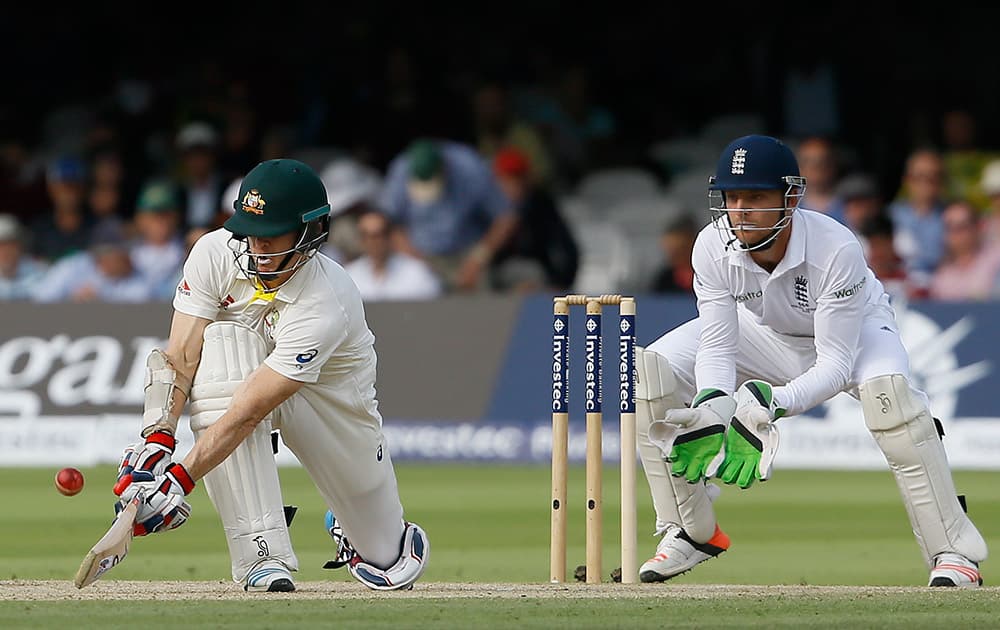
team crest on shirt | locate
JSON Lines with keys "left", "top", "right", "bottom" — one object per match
{"left": 263, "top": 308, "right": 280, "bottom": 340}
{"left": 791, "top": 275, "right": 815, "bottom": 313}
{"left": 242, "top": 189, "right": 266, "bottom": 215}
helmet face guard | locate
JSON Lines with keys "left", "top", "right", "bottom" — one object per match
{"left": 222, "top": 158, "right": 332, "bottom": 288}
{"left": 228, "top": 215, "right": 329, "bottom": 286}
{"left": 706, "top": 135, "right": 806, "bottom": 251}
{"left": 708, "top": 175, "right": 805, "bottom": 251}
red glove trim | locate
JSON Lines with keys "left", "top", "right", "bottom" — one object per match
{"left": 166, "top": 462, "right": 196, "bottom": 494}
{"left": 145, "top": 431, "right": 176, "bottom": 451}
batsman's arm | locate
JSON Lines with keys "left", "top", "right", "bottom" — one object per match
{"left": 142, "top": 311, "right": 212, "bottom": 437}
{"left": 180, "top": 364, "right": 304, "bottom": 480}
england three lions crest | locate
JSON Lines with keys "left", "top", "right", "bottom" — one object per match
{"left": 792, "top": 275, "right": 815, "bottom": 313}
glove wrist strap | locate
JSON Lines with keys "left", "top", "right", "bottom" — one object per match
{"left": 166, "top": 462, "right": 196, "bottom": 494}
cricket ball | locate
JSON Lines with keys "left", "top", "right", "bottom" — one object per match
{"left": 55, "top": 467, "right": 85, "bottom": 496}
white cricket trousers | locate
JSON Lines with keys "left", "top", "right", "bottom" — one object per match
{"left": 646, "top": 305, "right": 922, "bottom": 408}
{"left": 273, "top": 383, "right": 406, "bottom": 570}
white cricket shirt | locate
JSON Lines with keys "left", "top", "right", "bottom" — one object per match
{"left": 692, "top": 209, "right": 894, "bottom": 416}
{"left": 172, "top": 229, "right": 382, "bottom": 423}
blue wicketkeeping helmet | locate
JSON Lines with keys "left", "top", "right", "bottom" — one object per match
{"left": 710, "top": 135, "right": 801, "bottom": 191}
{"left": 707, "top": 134, "right": 806, "bottom": 251}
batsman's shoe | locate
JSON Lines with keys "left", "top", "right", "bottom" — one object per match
{"left": 323, "top": 510, "right": 357, "bottom": 570}
{"left": 929, "top": 553, "right": 983, "bottom": 587}
{"left": 639, "top": 524, "right": 730, "bottom": 583}
{"left": 244, "top": 559, "right": 296, "bottom": 592}
{"left": 348, "top": 521, "right": 430, "bottom": 591}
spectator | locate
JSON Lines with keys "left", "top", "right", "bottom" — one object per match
{"left": 650, "top": 215, "right": 697, "bottom": 294}
{"left": 344, "top": 210, "right": 442, "bottom": 301}
{"left": 929, "top": 201, "right": 1000, "bottom": 302}
{"left": 32, "top": 228, "right": 152, "bottom": 303}
{"left": 796, "top": 136, "right": 840, "bottom": 214}
{"left": 976, "top": 159, "right": 1000, "bottom": 246}
{"left": 30, "top": 156, "right": 92, "bottom": 262}
{"left": 86, "top": 144, "right": 132, "bottom": 244}
{"left": 130, "top": 179, "right": 186, "bottom": 300}
{"left": 782, "top": 49, "right": 841, "bottom": 139}
{"left": 0, "top": 214, "right": 48, "bottom": 300}
{"left": 490, "top": 146, "right": 578, "bottom": 291}
{"left": 887, "top": 148, "right": 947, "bottom": 290}
{"left": 175, "top": 121, "right": 226, "bottom": 236}
{"left": 472, "top": 81, "right": 554, "bottom": 189}
{"left": 940, "top": 109, "right": 1000, "bottom": 212}
{"left": 0, "top": 129, "right": 49, "bottom": 225}
{"left": 319, "top": 158, "right": 383, "bottom": 264}
{"left": 830, "top": 173, "right": 883, "bottom": 234}
{"left": 857, "top": 213, "right": 920, "bottom": 304}
{"left": 378, "top": 138, "right": 519, "bottom": 292}
{"left": 526, "top": 65, "right": 617, "bottom": 188}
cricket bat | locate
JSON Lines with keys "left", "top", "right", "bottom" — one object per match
{"left": 73, "top": 494, "right": 141, "bottom": 588}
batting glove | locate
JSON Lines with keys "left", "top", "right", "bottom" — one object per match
{"left": 717, "top": 380, "right": 784, "bottom": 489}
{"left": 648, "top": 388, "right": 736, "bottom": 483}
{"left": 113, "top": 430, "right": 176, "bottom": 496}
{"left": 117, "top": 462, "right": 195, "bottom": 536}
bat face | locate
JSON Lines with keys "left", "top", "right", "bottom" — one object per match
{"left": 73, "top": 495, "right": 140, "bottom": 589}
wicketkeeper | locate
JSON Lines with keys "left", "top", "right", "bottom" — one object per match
{"left": 633, "top": 134, "right": 987, "bottom": 587}
{"left": 113, "top": 158, "right": 429, "bottom": 592}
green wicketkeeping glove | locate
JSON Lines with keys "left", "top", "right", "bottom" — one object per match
{"left": 648, "top": 388, "right": 736, "bottom": 483}
{"left": 717, "top": 380, "right": 785, "bottom": 489}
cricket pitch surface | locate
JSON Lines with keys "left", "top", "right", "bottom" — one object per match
{"left": 3, "top": 581, "right": 997, "bottom": 600}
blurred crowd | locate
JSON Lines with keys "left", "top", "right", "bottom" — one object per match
{"left": 3, "top": 55, "right": 1000, "bottom": 305}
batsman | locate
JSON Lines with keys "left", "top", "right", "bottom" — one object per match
{"left": 113, "top": 158, "right": 429, "bottom": 592}
{"left": 634, "top": 135, "right": 987, "bottom": 587}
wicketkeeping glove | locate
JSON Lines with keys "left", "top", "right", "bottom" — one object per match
{"left": 648, "top": 388, "right": 737, "bottom": 483}
{"left": 113, "top": 430, "right": 176, "bottom": 496}
{"left": 717, "top": 380, "right": 784, "bottom": 489}
{"left": 116, "top": 462, "right": 195, "bottom": 536}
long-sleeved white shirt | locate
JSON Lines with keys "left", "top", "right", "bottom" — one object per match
{"left": 692, "top": 209, "right": 892, "bottom": 416}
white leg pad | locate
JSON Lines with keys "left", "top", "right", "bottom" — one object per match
{"left": 635, "top": 346, "right": 717, "bottom": 543}
{"left": 860, "top": 374, "right": 988, "bottom": 566}
{"left": 189, "top": 321, "right": 299, "bottom": 582}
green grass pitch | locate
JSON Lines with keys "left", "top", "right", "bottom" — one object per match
{"left": 1, "top": 465, "right": 997, "bottom": 628}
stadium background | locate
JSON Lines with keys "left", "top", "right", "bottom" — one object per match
{"left": 4, "top": 6, "right": 1000, "bottom": 468}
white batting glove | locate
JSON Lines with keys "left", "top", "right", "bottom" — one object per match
{"left": 717, "top": 380, "right": 784, "bottom": 489}
{"left": 113, "top": 430, "right": 176, "bottom": 496}
{"left": 117, "top": 462, "right": 195, "bottom": 536}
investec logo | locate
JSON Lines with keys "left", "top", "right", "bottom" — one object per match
{"left": 585, "top": 316, "right": 601, "bottom": 412}
{"left": 551, "top": 316, "right": 567, "bottom": 412}
{"left": 618, "top": 316, "right": 634, "bottom": 412}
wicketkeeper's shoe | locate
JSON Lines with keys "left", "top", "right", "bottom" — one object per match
{"left": 322, "top": 510, "right": 357, "bottom": 570}
{"left": 929, "top": 552, "right": 983, "bottom": 587}
{"left": 244, "top": 559, "right": 296, "bottom": 592}
{"left": 639, "top": 523, "right": 730, "bottom": 583}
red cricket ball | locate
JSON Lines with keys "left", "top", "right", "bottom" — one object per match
{"left": 55, "top": 467, "right": 85, "bottom": 496}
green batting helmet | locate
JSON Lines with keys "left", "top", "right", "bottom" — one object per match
{"left": 224, "top": 159, "right": 331, "bottom": 238}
